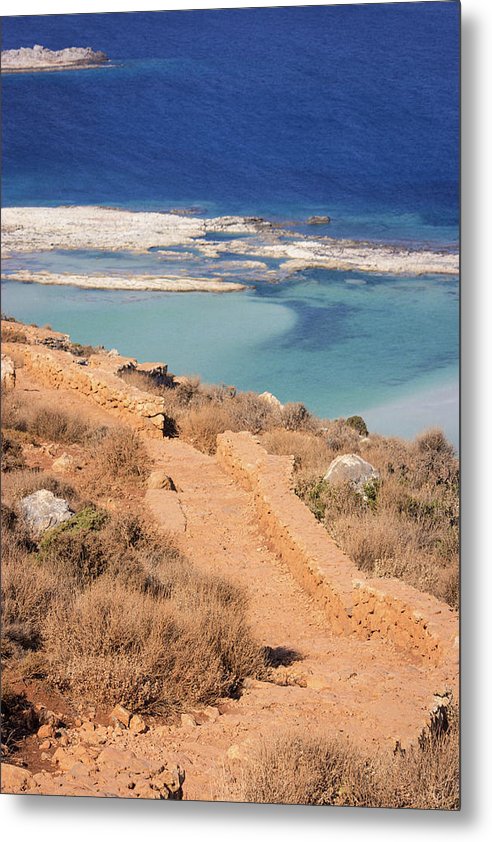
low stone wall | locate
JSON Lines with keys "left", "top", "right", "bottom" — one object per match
{"left": 2, "top": 340, "right": 167, "bottom": 437}
{"left": 216, "top": 431, "right": 458, "bottom": 684}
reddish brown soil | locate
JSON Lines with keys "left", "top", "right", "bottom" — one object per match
{"left": 2, "top": 367, "right": 453, "bottom": 801}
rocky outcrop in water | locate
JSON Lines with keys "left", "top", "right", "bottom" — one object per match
{"left": 307, "top": 215, "right": 331, "bottom": 225}
{"left": 1, "top": 45, "right": 108, "bottom": 73}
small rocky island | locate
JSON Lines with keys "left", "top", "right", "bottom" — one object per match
{"left": 1, "top": 45, "right": 109, "bottom": 73}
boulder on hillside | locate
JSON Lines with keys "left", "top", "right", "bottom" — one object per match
{"left": 20, "top": 489, "right": 73, "bottom": 537}
{"left": 323, "top": 453, "right": 379, "bottom": 492}
{"left": 259, "top": 391, "right": 283, "bottom": 410}
{"left": 147, "top": 470, "right": 177, "bottom": 491}
{"left": 51, "top": 453, "right": 76, "bottom": 473}
{"left": 1, "top": 354, "right": 16, "bottom": 390}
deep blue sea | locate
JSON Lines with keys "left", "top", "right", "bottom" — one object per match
{"left": 1, "top": 3, "right": 460, "bottom": 444}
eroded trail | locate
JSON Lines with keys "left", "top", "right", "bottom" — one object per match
{"left": 4, "top": 364, "right": 452, "bottom": 801}
{"left": 144, "top": 436, "right": 444, "bottom": 799}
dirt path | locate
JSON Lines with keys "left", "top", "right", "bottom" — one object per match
{"left": 6, "top": 370, "right": 446, "bottom": 801}
{"left": 144, "top": 436, "right": 443, "bottom": 799}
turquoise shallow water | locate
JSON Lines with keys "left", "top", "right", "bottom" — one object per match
{"left": 1, "top": 267, "right": 459, "bottom": 446}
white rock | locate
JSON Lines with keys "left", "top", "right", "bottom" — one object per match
{"left": 1, "top": 354, "right": 16, "bottom": 389}
{"left": 20, "top": 489, "right": 73, "bottom": 537}
{"left": 259, "top": 391, "right": 283, "bottom": 410}
{"left": 323, "top": 453, "right": 379, "bottom": 491}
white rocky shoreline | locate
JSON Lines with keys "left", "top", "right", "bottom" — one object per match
{"left": 1, "top": 205, "right": 459, "bottom": 294}
{"left": 2, "top": 270, "right": 246, "bottom": 294}
{"left": 1, "top": 45, "right": 109, "bottom": 73}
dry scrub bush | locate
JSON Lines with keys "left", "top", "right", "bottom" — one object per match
{"left": 230, "top": 712, "right": 459, "bottom": 809}
{"left": 38, "top": 508, "right": 178, "bottom": 591}
{"left": 2, "top": 472, "right": 263, "bottom": 713}
{"left": 1, "top": 558, "right": 66, "bottom": 656}
{"left": 2, "top": 391, "right": 97, "bottom": 445}
{"left": 88, "top": 426, "right": 149, "bottom": 484}
{"left": 43, "top": 571, "right": 263, "bottom": 713}
{"left": 261, "top": 429, "right": 332, "bottom": 476}
{"left": 1, "top": 328, "right": 29, "bottom": 343}
{"left": 1, "top": 506, "right": 69, "bottom": 657}
{"left": 27, "top": 407, "right": 90, "bottom": 444}
{"left": 1, "top": 434, "right": 26, "bottom": 472}
{"left": 119, "top": 368, "right": 316, "bottom": 453}
{"left": 178, "top": 391, "right": 286, "bottom": 453}
{"left": 178, "top": 403, "right": 236, "bottom": 454}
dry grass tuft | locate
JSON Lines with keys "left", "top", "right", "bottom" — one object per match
{"left": 1, "top": 441, "right": 264, "bottom": 714}
{"left": 88, "top": 426, "right": 149, "bottom": 484}
{"left": 228, "top": 710, "right": 459, "bottom": 809}
{"left": 43, "top": 570, "right": 264, "bottom": 713}
{"left": 2, "top": 391, "right": 97, "bottom": 444}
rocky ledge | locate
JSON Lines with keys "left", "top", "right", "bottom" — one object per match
{"left": 1, "top": 45, "right": 109, "bottom": 73}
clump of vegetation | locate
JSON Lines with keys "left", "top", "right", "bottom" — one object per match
{"left": 1, "top": 683, "right": 40, "bottom": 755}
{"left": 1, "top": 419, "right": 264, "bottom": 714}
{"left": 43, "top": 568, "right": 263, "bottom": 713}
{"left": 119, "top": 369, "right": 320, "bottom": 454}
{"left": 1, "top": 327, "right": 29, "bottom": 344}
{"left": 88, "top": 426, "right": 149, "bottom": 483}
{"left": 345, "top": 415, "right": 368, "bottom": 437}
{"left": 70, "top": 342, "right": 104, "bottom": 357}
{"left": 2, "top": 391, "right": 97, "bottom": 445}
{"left": 230, "top": 708, "right": 459, "bottom": 809}
{"left": 38, "top": 507, "right": 110, "bottom": 586}
{"left": 1, "top": 435, "right": 26, "bottom": 472}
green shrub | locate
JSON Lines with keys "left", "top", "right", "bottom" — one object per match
{"left": 346, "top": 415, "right": 368, "bottom": 436}
{"left": 38, "top": 506, "right": 109, "bottom": 585}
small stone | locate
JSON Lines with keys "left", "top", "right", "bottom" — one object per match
{"left": 180, "top": 713, "right": 197, "bottom": 728}
{"left": 133, "top": 781, "right": 162, "bottom": 799}
{"left": 109, "top": 704, "right": 132, "bottom": 728}
{"left": 0, "top": 763, "right": 33, "bottom": 792}
{"left": 129, "top": 714, "right": 147, "bottom": 734}
{"left": 39, "top": 739, "right": 52, "bottom": 751}
{"left": 37, "top": 723, "right": 54, "bottom": 739}
{"left": 227, "top": 744, "right": 241, "bottom": 761}
{"left": 147, "top": 470, "right": 177, "bottom": 491}
{"left": 52, "top": 747, "right": 73, "bottom": 771}
{"left": 51, "top": 453, "right": 75, "bottom": 473}
{"left": 97, "top": 745, "right": 134, "bottom": 771}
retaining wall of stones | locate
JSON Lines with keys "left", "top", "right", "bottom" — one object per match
{"left": 216, "top": 430, "right": 458, "bottom": 686}
{"left": 2, "top": 338, "right": 167, "bottom": 437}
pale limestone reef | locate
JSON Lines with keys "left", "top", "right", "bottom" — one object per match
{"left": 1, "top": 205, "right": 459, "bottom": 294}
{"left": 1, "top": 45, "right": 108, "bottom": 73}
{"left": 3, "top": 270, "right": 246, "bottom": 294}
